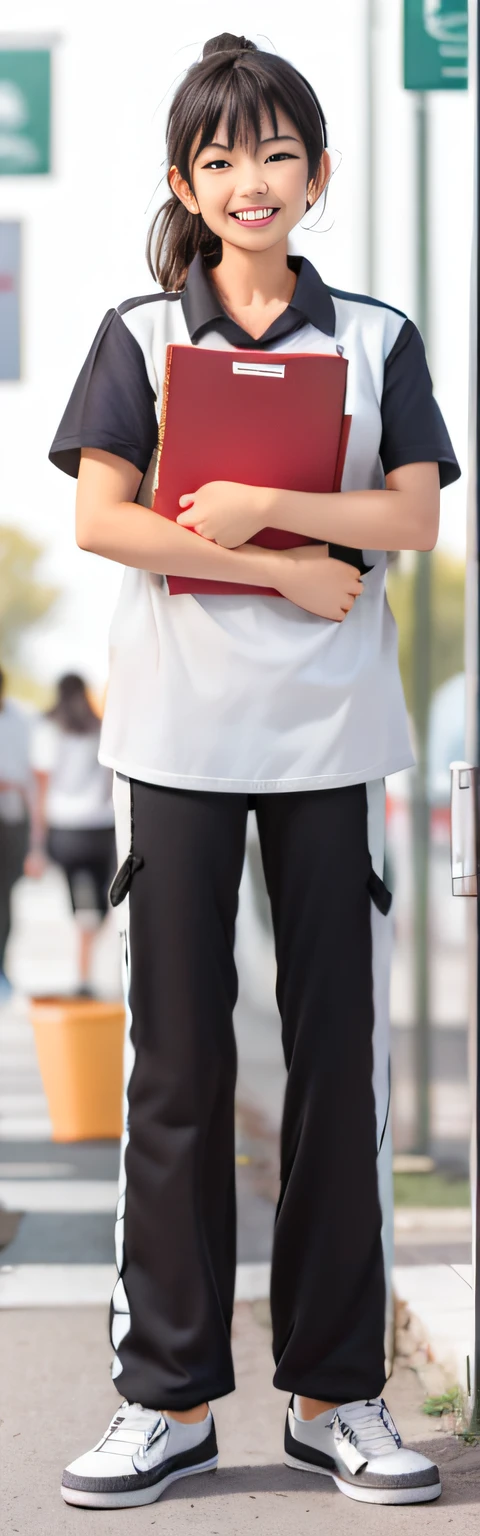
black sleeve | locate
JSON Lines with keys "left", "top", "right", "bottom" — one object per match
{"left": 380, "top": 319, "right": 460, "bottom": 489}
{"left": 49, "top": 309, "right": 158, "bottom": 479}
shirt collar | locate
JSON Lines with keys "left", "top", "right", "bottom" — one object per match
{"left": 180, "top": 251, "right": 336, "bottom": 344}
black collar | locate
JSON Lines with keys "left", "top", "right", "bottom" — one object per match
{"left": 180, "top": 252, "right": 336, "bottom": 347}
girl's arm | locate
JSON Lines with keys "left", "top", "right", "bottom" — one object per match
{"left": 263, "top": 463, "right": 440, "bottom": 552}
{"left": 24, "top": 770, "right": 49, "bottom": 878}
{"left": 177, "top": 463, "right": 440, "bottom": 553}
{"left": 76, "top": 450, "right": 364, "bottom": 620}
{"left": 76, "top": 449, "right": 279, "bottom": 585}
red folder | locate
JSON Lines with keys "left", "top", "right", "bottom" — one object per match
{"left": 152, "top": 344, "right": 352, "bottom": 596}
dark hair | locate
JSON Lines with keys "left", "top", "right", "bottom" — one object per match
{"left": 47, "top": 674, "right": 99, "bottom": 735}
{"left": 147, "top": 32, "right": 327, "bottom": 292}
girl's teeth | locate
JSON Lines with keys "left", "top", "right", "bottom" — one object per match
{"left": 233, "top": 209, "right": 274, "bottom": 221}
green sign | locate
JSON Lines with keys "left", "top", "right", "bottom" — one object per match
{"left": 404, "top": 0, "right": 468, "bottom": 89}
{"left": 0, "top": 51, "right": 51, "bottom": 175}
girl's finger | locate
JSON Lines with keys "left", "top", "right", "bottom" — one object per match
{"left": 178, "top": 494, "right": 195, "bottom": 507}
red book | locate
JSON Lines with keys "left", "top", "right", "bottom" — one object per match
{"left": 152, "top": 344, "right": 352, "bottom": 596}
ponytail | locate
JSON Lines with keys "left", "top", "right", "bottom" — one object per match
{"left": 147, "top": 184, "right": 221, "bottom": 294}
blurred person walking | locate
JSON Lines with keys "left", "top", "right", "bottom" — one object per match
{"left": 50, "top": 36, "right": 459, "bottom": 1511}
{"left": 26, "top": 674, "right": 115, "bottom": 997}
{"left": 0, "top": 666, "right": 31, "bottom": 999}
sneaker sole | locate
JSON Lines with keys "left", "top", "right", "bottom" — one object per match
{"left": 284, "top": 1453, "right": 442, "bottom": 1505}
{"left": 61, "top": 1455, "right": 218, "bottom": 1509}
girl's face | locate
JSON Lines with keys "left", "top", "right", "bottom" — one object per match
{"left": 169, "top": 103, "right": 330, "bottom": 251}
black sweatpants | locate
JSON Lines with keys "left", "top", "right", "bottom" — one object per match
{"left": 110, "top": 778, "right": 389, "bottom": 1411}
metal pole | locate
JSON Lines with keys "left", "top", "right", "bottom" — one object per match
{"left": 366, "top": 0, "right": 376, "bottom": 293}
{"left": 469, "top": 0, "right": 480, "bottom": 1433}
{"left": 411, "top": 94, "right": 432, "bottom": 1153}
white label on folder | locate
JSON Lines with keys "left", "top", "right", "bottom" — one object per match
{"left": 232, "top": 361, "right": 285, "bottom": 378}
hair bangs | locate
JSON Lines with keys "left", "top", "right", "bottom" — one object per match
{"left": 187, "top": 67, "right": 281, "bottom": 177}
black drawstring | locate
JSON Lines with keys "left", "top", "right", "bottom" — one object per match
{"left": 109, "top": 781, "right": 145, "bottom": 907}
{"left": 367, "top": 864, "right": 392, "bottom": 917}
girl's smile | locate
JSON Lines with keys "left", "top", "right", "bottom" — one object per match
{"left": 229, "top": 206, "right": 280, "bottom": 226}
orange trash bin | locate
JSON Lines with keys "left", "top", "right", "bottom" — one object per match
{"left": 30, "top": 997, "right": 126, "bottom": 1141}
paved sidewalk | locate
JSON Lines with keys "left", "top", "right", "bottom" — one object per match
{"left": 2, "top": 1299, "right": 479, "bottom": 1534}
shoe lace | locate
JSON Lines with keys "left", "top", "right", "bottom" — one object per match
{"left": 104, "top": 1402, "right": 167, "bottom": 1457}
{"left": 333, "top": 1399, "right": 402, "bottom": 1461}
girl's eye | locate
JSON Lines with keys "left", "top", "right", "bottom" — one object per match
{"left": 202, "top": 152, "right": 298, "bottom": 171}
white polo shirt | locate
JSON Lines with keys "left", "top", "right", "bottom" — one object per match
{"left": 50, "top": 255, "right": 459, "bottom": 793}
{"left": 30, "top": 718, "right": 114, "bottom": 829}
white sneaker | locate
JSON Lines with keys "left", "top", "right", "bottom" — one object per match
{"left": 61, "top": 1401, "right": 218, "bottom": 1508}
{"left": 284, "top": 1395, "right": 441, "bottom": 1504}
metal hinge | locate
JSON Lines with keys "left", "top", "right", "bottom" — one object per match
{"left": 450, "top": 761, "right": 477, "bottom": 896}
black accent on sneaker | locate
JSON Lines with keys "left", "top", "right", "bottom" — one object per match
{"left": 62, "top": 1420, "right": 218, "bottom": 1495}
{"left": 284, "top": 1402, "right": 440, "bottom": 1493}
{"left": 284, "top": 1400, "right": 336, "bottom": 1473}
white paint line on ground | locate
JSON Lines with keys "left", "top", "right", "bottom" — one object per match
{"left": 0, "top": 1179, "right": 118, "bottom": 1212}
{"left": 2, "top": 1262, "right": 472, "bottom": 1338}
{"left": 395, "top": 1233, "right": 472, "bottom": 1248}
{"left": 394, "top": 1263, "right": 474, "bottom": 1310}
{"left": 0, "top": 1264, "right": 117, "bottom": 1307}
{"left": 0, "top": 1095, "right": 49, "bottom": 1112}
{"left": 393, "top": 1263, "right": 474, "bottom": 1390}
{"left": 0, "top": 1163, "right": 76, "bottom": 1178}
{"left": 393, "top": 1210, "right": 473, "bottom": 1234}
{"left": 234, "top": 1263, "right": 271, "bottom": 1302}
{"left": 394, "top": 1207, "right": 471, "bottom": 1233}
{"left": 450, "top": 1263, "right": 473, "bottom": 1289}
{"left": 0, "top": 1122, "right": 52, "bottom": 1141}
{"left": 0, "top": 1180, "right": 471, "bottom": 1227}
{"left": 0, "top": 1262, "right": 272, "bottom": 1308}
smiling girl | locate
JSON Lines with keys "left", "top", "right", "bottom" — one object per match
{"left": 51, "top": 33, "right": 459, "bottom": 1512}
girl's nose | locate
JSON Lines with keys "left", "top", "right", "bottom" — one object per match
{"left": 235, "top": 173, "right": 269, "bottom": 199}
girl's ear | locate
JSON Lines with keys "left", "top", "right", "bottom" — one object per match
{"left": 307, "top": 149, "right": 332, "bottom": 209}
{"left": 168, "top": 166, "right": 200, "bottom": 216}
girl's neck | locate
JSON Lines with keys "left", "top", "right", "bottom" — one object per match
{"left": 208, "top": 240, "right": 297, "bottom": 338}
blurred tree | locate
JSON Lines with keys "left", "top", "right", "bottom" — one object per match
{"left": 0, "top": 525, "right": 58, "bottom": 694}
{"left": 387, "top": 551, "right": 465, "bottom": 714}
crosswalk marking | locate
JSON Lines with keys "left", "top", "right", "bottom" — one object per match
{"left": 0, "top": 1179, "right": 119, "bottom": 1212}
{"left": 0, "top": 1261, "right": 272, "bottom": 1308}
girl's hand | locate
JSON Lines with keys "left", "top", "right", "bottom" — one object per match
{"left": 177, "top": 481, "right": 268, "bottom": 548}
{"left": 273, "top": 545, "right": 364, "bottom": 619}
